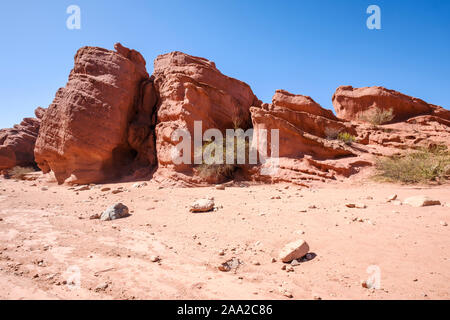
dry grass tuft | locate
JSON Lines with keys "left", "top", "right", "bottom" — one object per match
{"left": 375, "top": 145, "right": 450, "bottom": 184}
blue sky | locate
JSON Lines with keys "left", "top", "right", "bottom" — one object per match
{"left": 0, "top": 0, "right": 449, "bottom": 128}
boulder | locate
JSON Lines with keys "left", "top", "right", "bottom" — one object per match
{"left": 100, "top": 203, "right": 130, "bottom": 221}
{"left": 332, "top": 85, "right": 450, "bottom": 123}
{"left": 34, "top": 43, "right": 157, "bottom": 184}
{"left": 190, "top": 198, "right": 215, "bottom": 212}
{"left": 0, "top": 107, "right": 45, "bottom": 170}
{"left": 279, "top": 239, "right": 310, "bottom": 263}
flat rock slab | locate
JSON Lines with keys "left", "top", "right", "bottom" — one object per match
{"left": 404, "top": 196, "right": 441, "bottom": 207}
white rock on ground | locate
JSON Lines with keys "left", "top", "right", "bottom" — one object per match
{"left": 190, "top": 198, "right": 215, "bottom": 212}
{"left": 279, "top": 239, "right": 310, "bottom": 263}
{"left": 404, "top": 196, "right": 441, "bottom": 207}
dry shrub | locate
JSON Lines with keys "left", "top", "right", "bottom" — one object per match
{"left": 375, "top": 145, "right": 450, "bottom": 183}
{"left": 197, "top": 137, "right": 252, "bottom": 182}
{"left": 359, "top": 107, "right": 395, "bottom": 125}
{"left": 5, "top": 166, "right": 36, "bottom": 180}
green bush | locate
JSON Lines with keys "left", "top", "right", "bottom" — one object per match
{"left": 337, "top": 132, "right": 356, "bottom": 145}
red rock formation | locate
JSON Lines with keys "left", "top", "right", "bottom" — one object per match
{"left": 152, "top": 51, "right": 260, "bottom": 183}
{"left": 0, "top": 107, "right": 45, "bottom": 170}
{"left": 250, "top": 90, "right": 355, "bottom": 159}
{"left": 35, "top": 43, "right": 157, "bottom": 184}
{"left": 249, "top": 90, "right": 360, "bottom": 185}
{"left": 332, "top": 85, "right": 450, "bottom": 123}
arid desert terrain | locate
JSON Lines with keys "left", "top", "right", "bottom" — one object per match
{"left": 0, "top": 172, "right": 448, "bottom": 300}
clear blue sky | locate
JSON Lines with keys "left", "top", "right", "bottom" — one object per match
{"left": 1, "top": 0, "right": 449, "bottom": 128}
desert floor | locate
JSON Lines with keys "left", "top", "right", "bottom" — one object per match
{"left": 0, "top": 174, "right": 449, "bottom": 300}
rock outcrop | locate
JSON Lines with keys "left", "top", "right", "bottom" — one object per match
{"left": 152, "top": 51, "right": 260, "bottom": 184}
{"left": 0, "top": 107, "right": 46, "bottom": 170}
{"left": 249, "top": 90, "right": 364, "bottom": 185}
{"left": 332, "top": 86, "right": 450, "bottom": 123}
{"left": 2, "top": 45, "right": 450, "bottom": 187}
{"left": 34, "top": 43, "right": 157, "bottom": 184}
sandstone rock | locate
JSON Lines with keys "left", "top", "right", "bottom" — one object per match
{"left": 100, "top": 203, "right": 130, "bottom": 221}
{"left": 403, "top": 196, "right": 441, "bottom": 207}
{"left": 190, "top": 198, "right": 215, "bottom": 212}
{"left": 152, "top": 51, "right": 259, "bottom": 183}
{"left": 279, "top": 239, "right": 310, "bottom": 263}
{"left": 387, "top": 194, "right": 398, "bottom": 202}
{"left": 332, "top": 85, "right": 450, "bottom": 123}
{"left": 94, "top": 282, "right": 109, "bottom": 292}
{"left": 250, "top": 91, "right": 355, "bottom": 160}
{"left": 35, "top": 43, "right": 156, "bottom": 185}
{"left": 0, "top": 107, "right": 45, "bottom": 170}
{"left": 218, "top": 257, "right": 241, "bottom": 272}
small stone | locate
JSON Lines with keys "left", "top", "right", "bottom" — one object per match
{"left": 101, "top": 187, "right": 111, "bottom": 192}
{"left": 440, "top": 221, "right": 448, "bottom": 227}
{"left": 387, "top": 194, "right": 398, "bottom": 202}
{"left": 41, "top": 187, "right": 48, "bottom": 191}
{"left": 271, "top": 258, "right": 277, "bottom": 263}
{"left": 75, "top": 186, "right": 90, "bottom": 192}
{"left": 89, "top": 214, "right": 100, "bottom": 220}
{"left": 95, "top": 282, "right": 109, "bottom": 292}
{"left": 279, "top": 239, "right": 310, "bottom": 263}
{"left": 281, "top": 289, "right": 293, "bottom": 298}
{"left": 215, "top": 184, "right": 225, "bottom": 190}
{"left": 404, "top": 196, "right": 441, "bottom": 207}
{"left": 252, "top": 261, "right": 261, "bottom": 266}
{"left": 190, "top": 198, "right": 215, "bottom": 213}
{"left": 313, "top": 294, "right": 322, "bottom": 300}
{"left": 150, "top": 255, "right": 161, "bottom": 262}
{"left": 345, "top": 203, "right": 356, "bottom": 208}
{"left": 218, "top": 250, "right": 225, "bottom": 256}
{"left": 132, "top": 182, "right": 147, "bottom": 189}
{"left": 290, "top": 260, "right": 300, "bottom": 266}
{"left": 100, "top": 203, "right": 130, "bottom": 221}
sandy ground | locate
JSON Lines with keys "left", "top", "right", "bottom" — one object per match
{"left": 0, "top": 174, "right": 449, "bottom": 300}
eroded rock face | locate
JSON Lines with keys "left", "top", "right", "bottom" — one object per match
{"left": 0, "top": 107, "right": 45, "bottom": 170}
{"left": 249, "top": 90, "right": 360, "bottom": 185}
{"left": 332, "top": 85, "right": 450, "bottom": 122}
{"left": 152, "top": 51, "right": 260, "bottom": 183}
{"left": 35, "top": 43, "right": 157, "bottom": 184}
